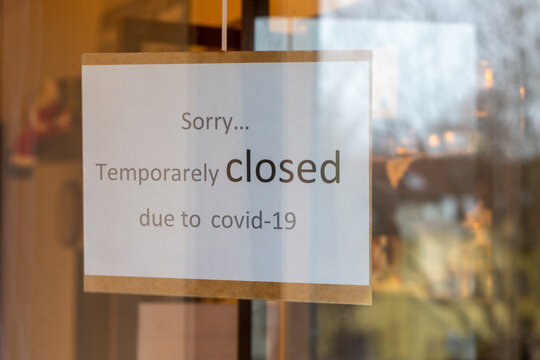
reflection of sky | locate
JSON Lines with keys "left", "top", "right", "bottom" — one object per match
{"left": 255, "top": 18, "right": 477, "bottom": 154}
{"left": 316, "top": 61, "right": 370, "bottom": 155}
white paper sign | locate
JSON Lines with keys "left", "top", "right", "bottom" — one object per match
{"left": 83, "top": 51, "right": 371, "bottom": 304}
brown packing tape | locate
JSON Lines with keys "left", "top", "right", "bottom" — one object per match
{"left": 82, "top": 50, "right": 372, "bottom": 305}
{"left": 85, "top": 275, "right": 372, "bottom": 305}
{"left": 82, "top": 50, "right": 372, "bottom": 65}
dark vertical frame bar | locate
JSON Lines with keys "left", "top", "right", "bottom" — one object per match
{"left": 241, "top": 0, "right": 269, "bottom": 51}
{"left": 237, "top": 299, "right": 252, "bottom": 360}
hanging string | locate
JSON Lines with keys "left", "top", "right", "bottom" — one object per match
{"left": 221, "top": 0, "right": 227, "bottom": 51}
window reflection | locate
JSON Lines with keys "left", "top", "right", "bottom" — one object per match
{"left": 252, "top": 3, "right": 538, "bottom": 358}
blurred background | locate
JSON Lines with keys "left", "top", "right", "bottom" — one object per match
{"left": 2, "top": 0, "right": 540, "bottom": 359}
